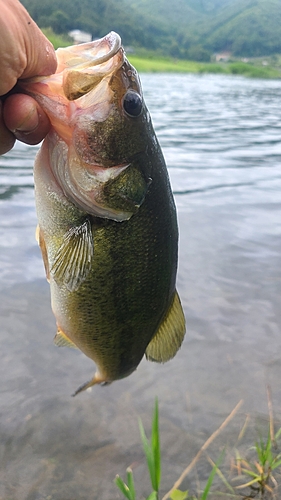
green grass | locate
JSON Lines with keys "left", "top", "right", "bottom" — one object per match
{"left": 115, "top": 398, "right": 281, "bottom": 499}
{"left": 115, "top": 399, "right": 162, "bottom": 500}
{"left": 115, "top": 399, "right": 226, "bottom": 500}
{"left": 233, "top": 427, "right": 281, "bottom": 496}
{"left": 42, "top": 28, "right": 72, "bottom": 49}
{"left": 227, "top": 61, "right": 281, "bottom": 79}
{"left": 128, "top": 55, "right": 281, "bottom": 78}
{"left": 128, "top": 56, "right": 202, "bottom": 73}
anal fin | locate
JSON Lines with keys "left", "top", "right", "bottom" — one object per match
{"left": 145, "top": 290, "right": 186, "bottom": 363}
{"left": 54, "top": 327, "right": 78, "bottom": 349}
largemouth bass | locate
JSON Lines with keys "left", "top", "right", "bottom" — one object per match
{"left": 21, "top": 32, "right": 185, "bottom": 395}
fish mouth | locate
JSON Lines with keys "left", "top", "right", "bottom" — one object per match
{"left": 19, "top": 31, "right": 125, "bottom": 104}
{"left": 59, "top": 32, "right": 125, "bottom": 101}
{"left": 61, "top": 32, "right": 122, "bottom": 71}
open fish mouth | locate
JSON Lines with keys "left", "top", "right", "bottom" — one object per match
{"left": 20, "top": 31, "right": 125, "bottom": 102}
{"left": 57, "top": 31, "right": 123, "bottom": 71}
{"left": 57, "top": 32, "right": 125, "bottom": 101}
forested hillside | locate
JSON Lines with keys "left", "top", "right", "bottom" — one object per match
{"left": 21, "top": 0, "right": 281, "bottom": 59}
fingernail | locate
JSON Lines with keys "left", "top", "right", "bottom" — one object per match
{"left": 14, "top": 106, "right": 39, "bottom": 135}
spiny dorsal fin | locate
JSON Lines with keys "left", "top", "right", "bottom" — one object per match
{"left": 54, "top": 327, "right": 78, "bottom": 348}
{"left": 145, "top": 291, "right": 186, "bottom": 363}
{"left": 50, "top": 219, "right": 93, "bottom": 292}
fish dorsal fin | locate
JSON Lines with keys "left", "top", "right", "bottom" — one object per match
{"left": 54, "top": 327, "right": 78, "bottom": 348}
{"left": 50, "top": 219, "right": 94, "bottom": 292}
{"left": 145, "top": 291, "right": 186, "bottom": 363}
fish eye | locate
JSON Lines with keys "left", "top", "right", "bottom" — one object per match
{"left": 123, "top": 90, "right": 143, "bottom": 117}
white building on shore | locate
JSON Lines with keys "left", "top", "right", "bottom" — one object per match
{"left": 68, "top": 30, "right": 92, "bottom": 44}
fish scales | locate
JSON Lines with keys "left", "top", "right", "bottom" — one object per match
{"left": 20, "top": 32, "right": 186, "bottom": 394}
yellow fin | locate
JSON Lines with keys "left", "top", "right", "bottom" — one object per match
{"left": 36, "top": 225, "right": 50, "bottom": 282}
{"left": 54, "top": 327, "right": 78, "bottom": 348}
{"left": 145, "top": 290, "right": 186, "bottom": 363}
{"left": 50, "top": 219, "right": 94, "bottom": 292}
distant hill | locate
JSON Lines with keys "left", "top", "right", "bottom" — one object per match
{"left": 21, "top": 0, "right": 281, "bottom": 59}
{"left": 203, "top": 0, "right": 281, "bottom": 56}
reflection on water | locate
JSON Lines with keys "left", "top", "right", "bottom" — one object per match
{"left": 0, "top": 74, "right": 281, "bottom": 499}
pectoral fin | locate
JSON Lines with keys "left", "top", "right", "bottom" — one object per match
{"left": 145, "top": 291, "right": 186, "bottom": 363}
{"left": 54, "top": 327, "right": 78, "bottom": 348}
{"left": 50, "top": 219, "right": 94, "bottom": 292}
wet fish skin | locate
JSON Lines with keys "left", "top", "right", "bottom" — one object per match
{"left": 21, "top": 33, "right": 186, "bottom": 394}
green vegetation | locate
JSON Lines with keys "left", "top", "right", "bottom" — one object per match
{"left": 115, "top": 399, "right": 223, "bottom": 500}
{"left": 129, "top": 56, "right": 281, "bottom": 79}
{"left": 41, "top": 28, "right": 71, "bottom": 49}
{"left": 41, "top": 26, "right": 281, "bottom": 79}
{"left": 115, "top": 399, "right": 162, "bottom": 500}
{"left": 234, "top": 428, "right": 281, "bottom": 496}
{"left": 115, "top": 398, "right": 281, "bottom": 499}
{"left": 21, "top": 0, "right": 281, "bottom": 61}
{"left": 128, "top": 56, "right": 202, "bottom": 73}
{"left": 226, "top": 61, "right": 281, "bottom": 79}
{"left": 38, "top": 24, "right": 281, "bottom": 79}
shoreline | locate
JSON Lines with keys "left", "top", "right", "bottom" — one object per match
{"left": 128, "top": 55, "right": 281, "bottom": 79}
{"left": 43, "top": 29, "right": 281, "bottom": 79}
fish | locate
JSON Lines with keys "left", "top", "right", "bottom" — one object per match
{"left": 20, "top": 32, "right": 186, "bottom": 395}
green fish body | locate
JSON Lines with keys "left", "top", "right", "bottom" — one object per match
{"left": 22, "top": 32, "right": 185, "bottom": 394}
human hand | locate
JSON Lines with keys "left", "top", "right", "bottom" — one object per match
{"left": 0, "top": 0, "right": 57, "bottom": 155}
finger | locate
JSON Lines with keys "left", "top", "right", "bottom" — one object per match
{"left": 3, "top": 94, "right": 51, "bottom": 145}
{"left": 0, "top": 0, "right": 57, "bottom": 96}
{"left": 0, "top": 101, "right": 16, "bottom": 155}
{"left": 20, "top": 27, "right": 57, "bottom": 80}
{"left": 17, "top": 3, "right": 57, "bottom": 79}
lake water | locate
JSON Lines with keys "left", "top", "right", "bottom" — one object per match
{"left": 1, "top": 73, "right": 281, "bottom": 499}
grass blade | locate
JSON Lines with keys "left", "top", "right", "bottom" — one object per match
{"left": 139, "top": 399, "right": 161, "bottom": 492}
{"left": 200, "top": 450, "right": 224, "bottom": 500}
{"left": 126, "top": 468, "right": 136, "bottom": 500}
{"left": 115, "top": 475, "right": 133, "bottom": 500}
{"left": 146, "top": 492, "right": 158, "bottom": 500}
{"left": 151, "top": 398, "right": 161, "bottom": 491}
{"left": 139, "top": 417, "right": 155, "bottom": 489}
{"left": 271, "top": 457, "right": 281, "bottom": 470}
{"left": 274, "top": 427, "right": 281, "bottom": 440}
{"left": 206, "top": 455, "right": 235, "bottom": 494}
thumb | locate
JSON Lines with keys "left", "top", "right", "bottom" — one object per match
{"left": 18, "top": 9, "right": 57, "bottom": 79}
{"left": 0, "top": 0, "right": 57, "bottom": 96}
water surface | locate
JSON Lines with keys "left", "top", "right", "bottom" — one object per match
{"left": 0, "top": 74, "right": 281, "bottom": 499}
